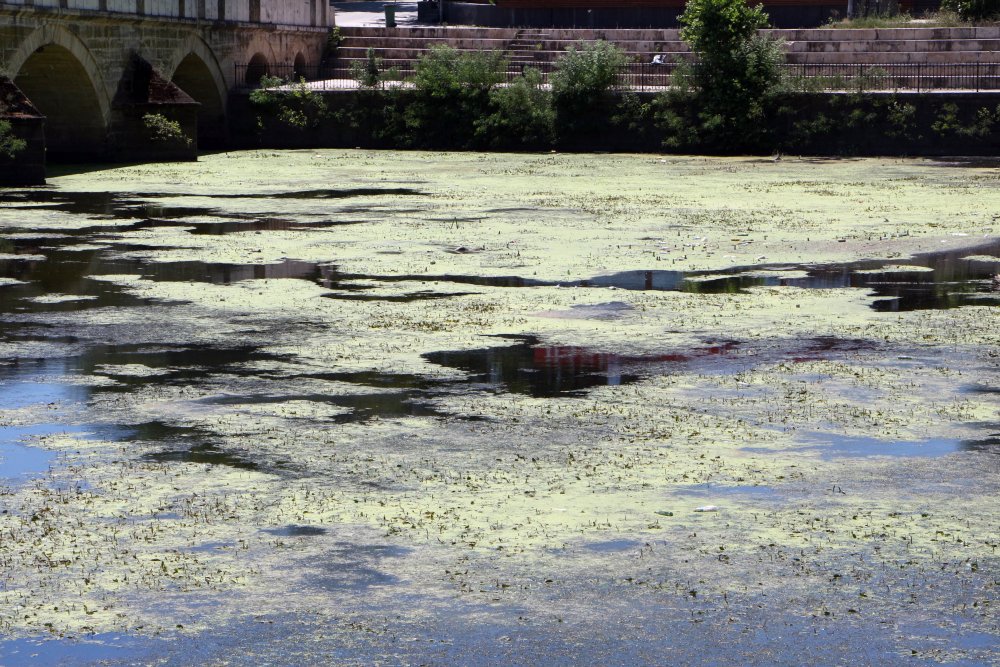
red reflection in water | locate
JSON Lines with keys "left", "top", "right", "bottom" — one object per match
{"left": 532, "top": 341, "right": 739, "bottom": 372}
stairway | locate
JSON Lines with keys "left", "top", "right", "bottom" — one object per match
{"left": 326, "top": 25, "right": 1000, "bottom": 83}
{"left": 504, "top": 29, "right": 552, "bottom": 68}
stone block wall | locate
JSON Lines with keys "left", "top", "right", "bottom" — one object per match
{"left": 0, "top": 0, "right": 331, "bottom": 26}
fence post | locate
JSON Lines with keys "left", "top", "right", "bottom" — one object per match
{"left": 976, "top": 61, "right": 980, "bottom": 92}
{"left": 916, "top": 63, "right": 921, "bottom": 94}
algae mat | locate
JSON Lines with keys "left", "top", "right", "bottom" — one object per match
{"left": 0, "top": 151, "right": 998, "bottom": 666}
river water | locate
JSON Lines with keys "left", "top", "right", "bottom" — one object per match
{"left": 1, "top": 152, "right": 998, "bottom": 665}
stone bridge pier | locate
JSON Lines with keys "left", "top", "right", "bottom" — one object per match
{"left": 0, "top": 0, "right": 332, "bottom": 167}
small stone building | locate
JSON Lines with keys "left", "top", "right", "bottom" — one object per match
{"left": 0, "top": 76, "right": 45, "bottom": 185}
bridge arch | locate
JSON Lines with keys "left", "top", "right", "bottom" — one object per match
{"left": 167, "top": 35, "right": 228, "bottom": 148}
{"left": 293, "top": 52, "right": 307, "bottom": 79}
{"left": 245, "top": 52, "right": 270, "bottom": 86}
{"left": 9, "top": 26, "right": 110, "bottom": 158}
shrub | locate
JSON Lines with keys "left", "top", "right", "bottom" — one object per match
{"left": 250, "top": 75, "right": 329, "bottom": 130}
{"left": 932, "top": 102, "right": 1000, "bottom": 138}
{"left": 351, "top": 48, "right": 385, "bottom": 89}
{"left": 0, "top": 119, "right": 26, "bottom": 160}
{"left": 327, "top": 27, "right": 344, "bottom": 54}
{"left": 404, "top": 45, "right": 507, "bottom": 148}
{"left": 550, "top": 41, "right": 628, "bottom": 142}
{"left": 0, "top": 96, "right": 27, "bottom": 160}
{"left": 941, "top": 0, "right": 1000, "bottom": 19}
{"left": 142, "top": 113, "right": 191, "bottom": 147}
{"left": 884, "top": 99, "right": 917, "bottom": 139}
{"left": 475, "top": 67, "right": 555, "bottom": 149}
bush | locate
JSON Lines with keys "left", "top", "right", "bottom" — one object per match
{"left": 142, "top": 113, "right": 191, "bottom": 147}
{"left": 550, "top": 41, "right": 628, "bottom": 143}
{"left": 932, "top": 102, "right": 1000, "bottom": 138}
{"left": 250, "top": 75, "right": 329, "bottom": 130}
{"left": 665, "top": 0, "right": 785, "bottom": 149}
{"left": 0, "top": 121, "right": 26, "bottom": 160}
{"left": 475, "top": 68, "right": 555, "bottom": 149}
{"left": 941, "top": 0, "right": 999, "bottom": 19}
{"left": 351, "top": 48, "right": 385, "bottom": 89}
{"left": 404, "top": 45, "right": 507, "bottom": 148}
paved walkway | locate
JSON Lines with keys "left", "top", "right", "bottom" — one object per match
{"left": 332, "top": 0, "right": 425, "bottom": 28}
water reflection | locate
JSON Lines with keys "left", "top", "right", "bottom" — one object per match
{"left": 603, "top": 239, "right": 1000, "bottom": 312}
{"left": 424, "top": 336, "right": 738, "bottom": 398}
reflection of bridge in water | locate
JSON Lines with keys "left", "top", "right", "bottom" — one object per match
{"left": 0, "top": 0, "right": 332, "bottom": 168}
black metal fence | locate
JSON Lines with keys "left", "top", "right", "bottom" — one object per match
{"left": 235, "top": 61, "right": 1000, "bottom": 93}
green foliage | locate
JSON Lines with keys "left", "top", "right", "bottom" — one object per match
{"left": 0, "top": 119, "right": 26, "bottom": 160}
{"left": 475, "top": 67, "right": 555, "bottom": 149}
{"left": 1, "top": 96, "right": 27, "bottom": 160}
{"left": 550, "top": 41, "right": 627, "bottom": 98}
{"left": 668, "top": 0, "right": 785, "bottom": 149}
{"left": 941, "top": 0, "right": 1000, "bottom": 19}
{"left": 825, "top": 9, "right": 964, "bottom": 26}
{"left": 404, "top": 45, "right": 507, "bottom": 148}
{"left": 931, "top": 102, "right": 1000, "bottom": 137}
{"left": 884, "top": 99, "right": 917, "bottom": 139}
{"left": 550, "top": 41, "right": 628, "bottom": 142}
{"left": 351, "top": 48, "right": 385, "bottom": 89}
{"left": 250, "top": 75, "right": 329, "bottom": 130}
{"left": 141, "top": 113, "right": 191, "bottom": 147}
{"left": 327, "top": 27, "right": 344, "bottom": 53}
{"left": 680, "top": 0, "right": 769, "bottom": 55}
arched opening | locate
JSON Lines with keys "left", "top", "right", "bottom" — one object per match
{"left": 172, "top": 52, "right": 227, "bottom": 148}
{"left": 293, "top": 52, "right": 307, "bottom": 80}
{"left": 245, "top": 52, "right": 269, "bottom": 86}
{"left": 14, "top": 44, "right": 106, "bottom": 160}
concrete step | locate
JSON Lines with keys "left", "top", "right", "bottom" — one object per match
{"left": 338, "top": 26, "right": 519, "bottom": 38}
{"left": 348, "top": 24, "right": 940, "bottom": 37}
{"left": 340, "top": 34, "right": 1000, "bottom": 58}
{"left": 337, "top": 25, "right": 1000, "bottom": 42}
{"left": 767, "top": 26, "right": 1000, "bottom": 41}
{"left": 786, "top": 39, "right": 1000, "bottom": 52}
{"left": 336, "top": 48, "right": 1000, "bottom": 66}
{"left": 339, "top": 36, "right": 511, "bottom": 49}
{"left": 784, "top": 51, "right": 1000, "bottom": 64}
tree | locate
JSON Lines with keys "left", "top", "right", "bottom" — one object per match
{"left": 667, "top": 0, "right": 784, "bottom": 149}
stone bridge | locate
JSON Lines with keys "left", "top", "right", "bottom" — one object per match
{"left": 0, "top": 0, "right": 333, "bottom": 159}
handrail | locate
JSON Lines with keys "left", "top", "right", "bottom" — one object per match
{"left": 234, "top": 60, "right": 1000, "bottom": 92}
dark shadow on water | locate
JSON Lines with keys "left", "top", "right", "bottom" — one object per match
{"left": 926, "top": 156, "right": 1000, "bottom": 169}
{"left": 423, "top": 335, "right": 739, "bottom": 398}
{"left": 147, "top": 443, "right": 260, "bottom": 471}
{"left": 0, "top": 345, "right": 293, "bottom": 391}
{"left": 959, "top": 432, "right": 1000, "bottom": 454}
{"left": 321, "top": 290, "right": 476, "bottom": 303}
{"left": 596, "top": 238, "right": 1000, "bottom": 312}
{"left": 263, "top": 525, "right": 328, "bottom": 537}
{"left": 581, "top": 539, "right": 643, "bottom": 553}
{"left": 100, "top": 421, "right": 270, "bottom": 473}
{"left": 337, "top": 271, "right": 554, "bottom": 289}
{"left": 424, "top": 336, "right": 639, "bottom": 398}
{"left": 202, "top": 390, "right": 450, "bottom": 424}
{"left": 355, "top": 239, "right": 1000, "bottom": 312}
{"left": 310, "top": 542, "right": 410, "bottom": 592}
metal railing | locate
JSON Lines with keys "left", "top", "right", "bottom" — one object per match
{"left": 235, "top": 61, "right": 1000, "bottom": 93}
